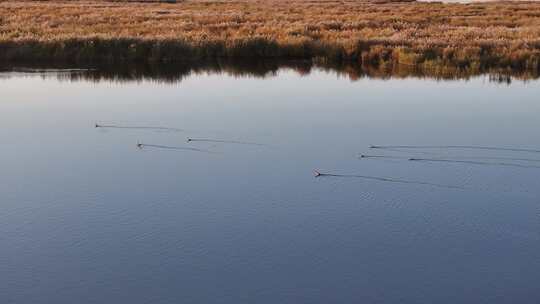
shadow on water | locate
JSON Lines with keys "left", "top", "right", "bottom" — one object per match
{"left": 1, "top": 59, "right": 538, "bottom": 83}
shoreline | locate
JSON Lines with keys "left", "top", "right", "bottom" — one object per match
{"left": 1, "top": 59, "right": 535, "bottom": 83}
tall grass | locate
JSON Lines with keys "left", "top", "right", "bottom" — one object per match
{"left": 2, "top": 0, "right": 540, "bottom": 71}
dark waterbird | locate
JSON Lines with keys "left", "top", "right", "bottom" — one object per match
{"left": 136, "top": 143, "right": 214, "bottom": 154}
{"left": 187, "top": 138, "right": 266, "bottom": 146}
{"left": 95, "top": 123, "right": 183, "bottom": 132}
{"left": 370, "top": 145, "right": 540, "bottom": 154}
{"left": 314, "top": 170, "right": 464, "bottom": 189}
{"left": 359, "top": 154, "right": 408, "bottom": 160}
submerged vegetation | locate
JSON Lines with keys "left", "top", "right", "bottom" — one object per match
{"left": 2, "top": 0, "right": 540, "bottom": 72}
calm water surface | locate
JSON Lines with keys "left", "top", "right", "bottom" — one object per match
{"left": 1, "top": 68, "right": 540, "bottom": 303}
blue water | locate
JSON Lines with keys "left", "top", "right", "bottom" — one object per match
{"left": 1, "top": 69, "right": 539, "bottom": 303}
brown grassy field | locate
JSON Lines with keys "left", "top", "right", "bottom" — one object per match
{"left": 1, "top": 0, "right": 540, "bottom": 72}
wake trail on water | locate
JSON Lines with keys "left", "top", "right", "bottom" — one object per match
{"left": 187, "top": 138, "right": 266, "bottom": 146}
{"left": 370, "top": 145, "right": 540, "bottom": 154}
{"left": 138, "top": 143, "right": 215, "bottom": 154}
{"left": 314, "top": 171, "right": 464, "bottom": 190}
{"left": 439, "top": 156, "right": 540, "bottom": 163}
{"left": 409, "top": 158, "right": 540, "bottom": 169}
{"left": 360, "top": 154, "right": 540, "bottom": 164}
{"left": 96, "top": 123, "right": 183, "bottom": 132}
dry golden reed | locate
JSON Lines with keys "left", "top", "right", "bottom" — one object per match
{"left": 1, "top": 0, "right": 540, "bottom": 70}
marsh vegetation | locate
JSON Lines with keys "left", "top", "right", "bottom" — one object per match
{"left": 1, "top": 0, "right": 540, "bottom": 72}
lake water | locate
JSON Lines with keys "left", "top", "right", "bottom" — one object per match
{"left": 1, "top": 66, "right": 539, "bottom": 304}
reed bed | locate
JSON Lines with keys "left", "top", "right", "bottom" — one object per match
{"left": 2, "top": 0, "right": 540, "bottom": 71}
